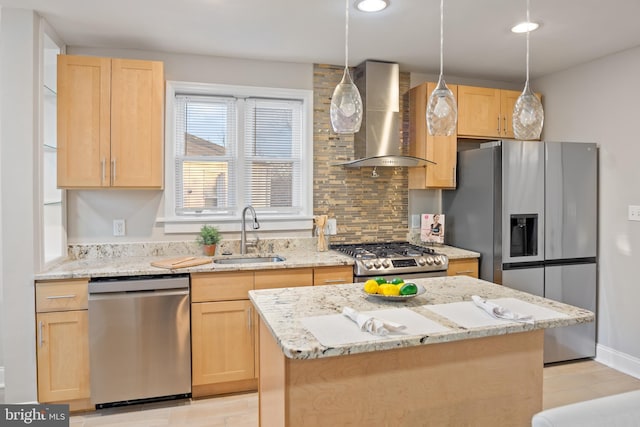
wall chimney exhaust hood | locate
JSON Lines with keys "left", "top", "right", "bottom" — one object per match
{"left": 338, "top": 60, "right": 435, "bottom": 168}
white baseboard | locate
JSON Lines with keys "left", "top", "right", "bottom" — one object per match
{"left": 596, "top": 344, "right": 640, "bottom": 379}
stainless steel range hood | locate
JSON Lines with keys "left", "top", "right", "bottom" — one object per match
{"left": 338, "top": 60, "right": 435, "bottom": 168}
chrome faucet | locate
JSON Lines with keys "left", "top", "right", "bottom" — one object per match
{"left": 241, "top": 205, "right": 260, "bottom": 254}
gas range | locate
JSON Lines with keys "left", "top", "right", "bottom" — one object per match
{"left": 331, "top": 242, "right": 448, "bottom": 279}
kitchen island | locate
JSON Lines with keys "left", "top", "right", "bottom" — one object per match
{"left": 249, "top": 276, "right": 594, "bottom": 427}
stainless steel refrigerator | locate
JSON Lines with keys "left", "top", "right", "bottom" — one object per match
{"left": 443, "top": 140, "right": 597, "bottom": 364}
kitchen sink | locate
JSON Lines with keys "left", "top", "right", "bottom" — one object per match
{"left": 213, "top": 256, "right": 286, "bottom": 264}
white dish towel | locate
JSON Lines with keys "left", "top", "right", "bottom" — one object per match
{"left": 342, "top": 306, "right": 407, "bottom": 336}
{"left": 471, "top": 295, "right": 535, "bottom": 324}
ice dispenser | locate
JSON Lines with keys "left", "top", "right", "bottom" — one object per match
{"left": 510, "top": 214, "right": 538, "bottom": 257}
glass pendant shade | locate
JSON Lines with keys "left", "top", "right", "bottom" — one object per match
{"left": 330, "top": 0, "right": 363, "bottom": 134}
{"left": 513, "top": 0, "right": 544, "bottom": 140}
{"left": 427, "top": 77, "right": 457, "bottom": 136}
{"left": 427, "top": 0, "right": 457, "bottom": 136}
{"left": 330, "top": 67, "right": 363, "bottom": 133}
{"left": 513, "top": 81, "right": 544, "bottom": 140}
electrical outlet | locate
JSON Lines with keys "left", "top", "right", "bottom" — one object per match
{"left": 326, "top": 218, "right": 337, "bottom": 235}
{"left": 629, "top": 205, "right": 640, "bottom": 222}
{"left": 113, "top": 219, "right": 126, "bottom": 236}
{"left": 411, "top": 214, "right": 421, "bottom": 229}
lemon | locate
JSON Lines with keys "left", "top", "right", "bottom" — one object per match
{"left": 363, "top": 280, "right": 379, "bottom": 294}
{"left": 381, "top": 284, "right": 400, "bottom": 296}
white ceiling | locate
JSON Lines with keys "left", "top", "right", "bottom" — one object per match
{"left": 3, "top": 0, "right": 640, "bottom": 82}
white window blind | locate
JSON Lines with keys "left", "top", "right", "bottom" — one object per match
{"left": 174, "top": 95, "right": 237, "bottom": 215}
{"left": 244, "top": 98, "right": 303, "bottom": 214}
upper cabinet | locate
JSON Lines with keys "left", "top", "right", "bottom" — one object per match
{"left": 457, "top": 85, "right": 541, "bottom": 140}
{"left": 408, "top": 82, "right": 458, "bottom": 190}
{"left": 57, "top": 55, "right": 164, "bottom": 188}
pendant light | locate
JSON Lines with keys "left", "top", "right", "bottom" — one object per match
{"left": 330, "top": 0, "right": 363, "bottom": 134}
{"left": 513, "top": 0, "right": 544, "bottom": 140}
{"left": 426, "top": 0, "right": 457, "bottom": 136}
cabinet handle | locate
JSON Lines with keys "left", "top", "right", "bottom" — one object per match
{"left": 38, "top": 321, "right": 44, "bottom": 348}
{"left": 455, "top": 270, "right": 475, "bottom": 274}
{"left": 247, "top": 307, "right": 252, "bottom": 332}
{"left": 46, "top": 294, "right": 76, "bottom": 300}
{"left": 101, "top": 158, "right": 106, "bottom": 184}
{"left": 111, "top": 158, "right": 117, "bottom": 182}
{"left": 453, "top": 166, "right": 456, "bottom": 186}
{"left": 503, "top": 116, "right": 507, "bottom": 136}
{"left": 497, "top": 116, "right": 501, "bottom": 134}
{"left": 322, "top": 279, "right": 346, "bottom": 284}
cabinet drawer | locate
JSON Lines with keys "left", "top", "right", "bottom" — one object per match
{"left": 314, "top": 266, "right": 353, "bottom": 286}
{"left": 35, "top": 280, "right": 89, "bottom": 313}
{"left": 447, "top": 259, "right": 479, "bottom": 278}
{"left": 254, "top": 268, "right": 313, "bottom": 290}
{"left": 191, "top": 272, "right": 254, "bottom": 302}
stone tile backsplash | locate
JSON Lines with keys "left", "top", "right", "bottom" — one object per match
{"left": 313, "top": 64, "right": 410, "bottom": 244}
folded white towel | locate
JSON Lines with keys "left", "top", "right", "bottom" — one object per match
{"left": 471, "top": 295, "right": 534, "bottom": 324}
{"left": 342, "top": 306, "right": 407, "bottom": 336}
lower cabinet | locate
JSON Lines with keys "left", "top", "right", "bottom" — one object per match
{"left": 35, "top": 279, "right": 92, "bottom": 411}
{"left": 190, "top": 265, "right": 353, "bottom": 398}
{"left": 447, "top": 258, "right": 479, "bottom": 278}
{"left": 191, "top": 300, "right": 256, "bottom": 386}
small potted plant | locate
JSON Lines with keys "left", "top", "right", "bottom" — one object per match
{"left": 197, "top": 225, "right": 221, "bottom": 256}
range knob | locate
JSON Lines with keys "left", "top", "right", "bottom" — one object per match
{"left": 417, "top": 257, "right": 427, "bottom": 266}
{"left": 434, "top": 256, "right": 442, "bottom": 265}
{"left": 425, "top": 256, "right": 434, "bottom": 265}
{"left": 364, "top": 261, "right": 374, "bottom": 269}
{"left": 382, "top": 259, "right": 391, "bottom": 268}
{"left": 373, "top": 260, "right": 381, "bottom": 269}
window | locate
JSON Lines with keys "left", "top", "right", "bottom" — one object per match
{"left": 164, "top": 82, "right": 313, "bottom": 232}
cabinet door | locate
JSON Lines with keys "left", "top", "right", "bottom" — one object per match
{"left": 110, "top": 59, "right": 164, "bottom": 188}
{"left": 36, "top": 310, "right": 90, "bottom": 402}
{"left": 447, "top": 258, "right": 479, "bottom": 278}
{"left": 57, "top": 55, "right": 111, "bottom": 188}
{"left": 457, "top": 86, "right": 501, "bottom": 138}
{"left": 408, "top": 82, "right": 458, "bottom": 189}
{"left": 191, "top": 300, "right": 255, "bottom": 385}
{"left": 500, "top": 89, "right": 521, "bottom": 139}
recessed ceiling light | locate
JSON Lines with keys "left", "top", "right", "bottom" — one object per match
{"left": 355, "top": 0, "right": 389, "bottom": 13}
{"left": 511, "top": 21, "right": 540, "bottom": 33}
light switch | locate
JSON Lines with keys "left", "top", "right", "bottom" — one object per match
{"left": 628, "top": 205, "right": 640, "bottom": 222}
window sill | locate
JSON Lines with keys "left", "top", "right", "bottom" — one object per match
{"left": 158, "top": 216, "right": 314, "bottom": 234}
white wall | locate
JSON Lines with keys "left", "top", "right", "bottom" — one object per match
{"left": 0, "top": 8, "right": 39, "bottom": 402}
{"left": 534, "top": 46, "right": 640, "bottom": 369}
{"left": 65, "top": 47, "right": 314, "bottom": 244}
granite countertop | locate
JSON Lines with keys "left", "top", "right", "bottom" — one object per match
{"left": 248, "top": 275, "right": 594, "bottom": 360}
{"left": 34, "top": 240, "right": 478, "bottom": 281}
{"left": 35, "top": 248, "right": 354, "bottom": 280}
{"left": 431, "top": 244, "right": 480, "bottom": 259}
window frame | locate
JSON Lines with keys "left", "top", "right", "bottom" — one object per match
{"left": 161, "top": 81, "right": 314, "bottom": 233}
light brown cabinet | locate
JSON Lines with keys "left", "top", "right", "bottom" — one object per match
{"left": 35, "top": 280, "right": 91, "bottom": 410}
{"left": 447, "top": 258, "right": 479, "bottom": 279}
{"left": 313, "top": 265, "right": 353, "bottom": 286}
{"left": 408, "top": 82, "right": 458, "bottom": 189}
{"left": 190, "top": 265, "right": 350, "bottom": 398}
{"left": 457, "top": 85, "right": 540, "bottom": 140}
{"left": 57, "top": 54, "right": 164, "bottom": 188}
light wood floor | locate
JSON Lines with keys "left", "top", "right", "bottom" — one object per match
{"left": 68, "top": 360, "right": 640, "bottom": 426}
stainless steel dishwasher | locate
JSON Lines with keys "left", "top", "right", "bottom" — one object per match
{"left": 88, "top": 274, "right": 191, "bottom": 407}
